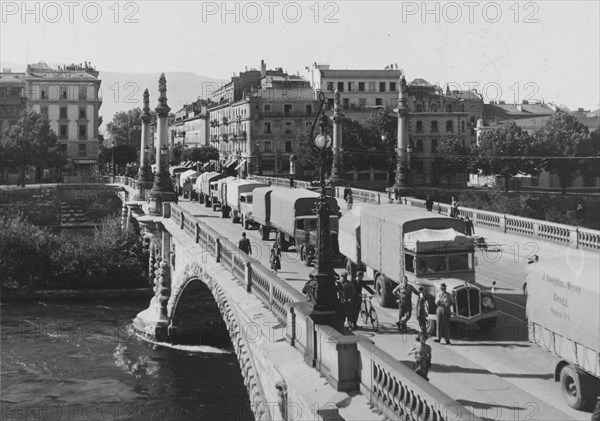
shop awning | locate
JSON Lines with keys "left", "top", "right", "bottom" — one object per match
{"left": 202, "top": 162, "right": 211, "bottom": 170}
{"left": 223, "top": 159, "right": 238, "bottom": 169}
{"left": 235, "top": 159, "right": 247, "bottom": 170}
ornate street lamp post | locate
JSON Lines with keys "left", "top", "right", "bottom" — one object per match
{"left": 387, "top": 70, "right": 412, "bottom": 196}
{"left": 302, "top": 92, "right": 344, "bottom": 351}
{"left": 110, "top": 141, "right": 115, "bottom": 182}
{"left": 289, "top": 153, "right": 296, "bottom": 187}
{"left": 136, "top": 89, "right": 154, "bottom": 200}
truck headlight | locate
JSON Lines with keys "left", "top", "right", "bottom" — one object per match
{"left": 482, "top": 296, "right": 494, "bottom": 309}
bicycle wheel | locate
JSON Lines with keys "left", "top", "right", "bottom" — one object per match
{"left": 361, "top": 301, "right": 369, "bottom": 324}
{"left": 369, "top": 308, "right": 379, "bottom": 331}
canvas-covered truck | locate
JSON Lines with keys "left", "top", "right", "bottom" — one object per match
{"left": 526, "top": 251, "right": 600, "bottom": 410}
{"left": 339, "top": 204, "right": 497, "bottom": 330}
{"left": 221, "top": 179, "right": 267, "bottom": 223}
{"left": 268, "top": 188, "right": 340, "bottom": 263}
{"left": 179, "top": 170, "right": 199, "bottom": 199}
{"left": 209, "top": 176, "right": 235, "bottom": 213}
{"left": 194, "top": 172, "right": 226, "bottom": 206}
{"left": 245, "top": 186, "right": 274, "bottom": 234}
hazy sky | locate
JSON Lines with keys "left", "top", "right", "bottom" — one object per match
{"left": 2, "top": 0, "right": 599, "bottom": 110}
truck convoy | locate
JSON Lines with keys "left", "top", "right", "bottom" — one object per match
{"left": 209, "top": 176, "right": 235, "bottom": 213}
{"left": 339, "top": 204, "right": 498, "bottom": 331}
{"left": 245, "top": 187, "right": 340, "bottom": 263}
{"left": 526, "top": 250, "right": 600, "bottom": 410}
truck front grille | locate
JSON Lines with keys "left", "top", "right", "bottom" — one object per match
{"left": 455, "top": 287, "right": 481, "bottom": 318}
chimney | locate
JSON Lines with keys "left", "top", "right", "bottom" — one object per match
{"left": 260, "top": 59, "right": 266, "bottom": 78}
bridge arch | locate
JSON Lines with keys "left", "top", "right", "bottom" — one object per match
{"left": 168, "top": 263, "right": 270, "bottom": 420}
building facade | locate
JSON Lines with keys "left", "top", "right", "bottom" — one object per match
{"left": 208, "top": 60, "right": 318, "bottom": 176}
{"left": 169, "top": 98, "right": 210, "bottom": 149}
{"left": 407, "top": 79, "right": 484, "bottom": 185}
{"left": 307, "top": 63, "right": 402, "bottom": 123}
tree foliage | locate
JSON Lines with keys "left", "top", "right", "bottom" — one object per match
{"left": 436, "top": 134, "right": 472, "bottom": 185}
{"left": 534, "top": 112, "right": 593, "bottom": 194}
{"left": 473, "top": 122, "right": 538, "bottom": 192}
{"left": 99, "top": 144, "right": 138, "bottom": 168}
{"left": 2, "top": 111, "right": 65, "bottom": 182}
{"left": 182, "top": 145, "right": 219, "bottom": 163}
{"left": 106, "top": 108, "right": 142, "bottom": 147}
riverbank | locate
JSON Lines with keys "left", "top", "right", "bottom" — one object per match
{"left": 0, "top": 288, "right": 153, "bottom": 302}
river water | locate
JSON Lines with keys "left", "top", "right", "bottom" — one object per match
{"left": 1, "top": 298, "right": 255, "bottom": 421}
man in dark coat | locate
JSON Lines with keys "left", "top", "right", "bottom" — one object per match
{"left": 425, "top": 195, "right": 434, "bottom": 212}
{"left": 238, "top": 232, "right": 252, "bottom": 255}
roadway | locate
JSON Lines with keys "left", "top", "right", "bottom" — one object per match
{"left": 174, "top": 194, "right": 589, "bottom": 421}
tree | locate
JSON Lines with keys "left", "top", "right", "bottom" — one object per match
{"left": 98, "top": 144, "right": 138, "bottom": 170}
{"left": 362, "top": 110, "right": 398, "bottom": 180}
{"left": 181, "top": 145, "right": 219, "bottom": 164}
{"left": 436, "top": 134, "right": 471, "bottom": 186}
{"left": 579, "top": 130, "right": 600, "bottom": 183}
{"left": 3, "top": 110, "right": 64, "bottom": 183}
{"left": 474, "top": 122, "right": 538, "bottom": 192}
{"left": 535, "top": 112, "right": 593, "bottom": 194}
{"left": 106, "top": 108, "right": 142, "bottom": 148}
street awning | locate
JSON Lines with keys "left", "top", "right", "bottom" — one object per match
{"left": 235, "top": 159, "right": 247, "bottom": 170}
{"left": 203, "top": 162, "right": 211, "bottom": 170}
{"left": 223, "top": 159, "right": 238, "bottom": 169}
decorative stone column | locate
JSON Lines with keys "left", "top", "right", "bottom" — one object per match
{"left": 148, "top": 74, "right": 178, "bottom": 216}
{"left": 387, "top": 71, "right": 411, "bottom": 195}
{"left": 136, "top": 89, "right": 154, "bottom": 200}
{"left": 328, "top": 90, "right": 345, "bottom": 186}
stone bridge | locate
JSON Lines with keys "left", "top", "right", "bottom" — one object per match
{"left": 115, "top": 179, "right": 479, "bottom": 421}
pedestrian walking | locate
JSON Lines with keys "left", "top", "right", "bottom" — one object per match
{"left": 238, "top": 232, "right": 252, "bottom": 255}
{"left": 450, "top": 196, "right": 459, "bottom": 218}
{"left": 408, "top": 334, "right": 432, "bottom": 381}
{"left": 337, "top": 271, "right": 356, "bottom": 330}
{"left": 392, "top": 276, "right": 419, "bottom": 331}
{"left": 416, "top": 287, "right": 428, "bottom": 336}
{"left": 434, "top": 283, "right": 453, "bottom": 344}
{"left": 345, "top": 192, "right": 353, "bottom": 209}
{"left": 394, "top": 188, "right": 400, "bottom": 204}
{"left": 464, "top": 217, "right": 474, "bottom": 236}
{"left": 270, "top": 241, "right": 282, "bottom": 273}
{"left": 425, "top": 195, "right": 434, "bottom": 212}
{"left": 576, "top": 202, "right": 584, "bottom": 223}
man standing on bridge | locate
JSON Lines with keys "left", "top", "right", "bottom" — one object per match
{"left": 392, "top": 276, "right": 419, "bottom": 332}
{"left": 238, "top": 232, "right": 252, "bottom": 255}
{"left": 434, "top": 283, "right": 453, "bottom": 345}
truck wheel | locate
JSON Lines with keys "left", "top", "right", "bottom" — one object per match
{"left": 259, "top": 225, "right": 269, "bottom": 241}
{"left": 560, "top": 364, "right": 588, "bottom": 410}
{"left": 374, "top": 274, "right": 394, "bottom": 307}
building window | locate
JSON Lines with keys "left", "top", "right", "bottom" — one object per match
{"left": 40, "top": 107, "right": 48, "bottom": 118}
{"left": 379, "top": 82, "right": 386, "bottom": 92}
{"left": 446, "top": 120, "right": 454, "bottom": 133}
{"left": 347, "top": 82, "right": 354, "bottom": 92}
{"left": 375, "top": 98, "right": 383, "bottom": 106}
{"left": 461, "top": 121, "right": 466, "bottom": 133}
{"left": 416, "top": 120, "right": 423, "bottom": 133}
{"left": 305, "top": 105, "right": 312, "bottom": 116}
{"left": 431, "top": 121, "right": 438, "bottom": 133}
{"left": 368, "top": 82, "right": 376, "bottom": 92}
{"left": 41, "top": 88, "right": 47, "bottom": 100}
{"left": 79, "top": 107, "right": 86, "bottom": 119}
{"left": 285, "top": 141, "right": 292, "bottom": 153}
{"left": 343, "top": 98, "right": 350, "bottom": 110}
{"left": 390, "top": 82, "right": 396, "bottom": 92}
{"left": 78, "top": 143, "right": 87, "bottom": 157}
{"left": 61, "top": 88, "right": 68, "bottom": 100}
{"left": 416, "top": 138, "right": 423, "bottom": 153}
{"left": 264, "top": 122, "right": 271, "bottom": 134}
{"left": 337, "top": 82, "right": 344, "bottom": 92}
{"left": 446, "top": 103, "right": 452, "bottom": 112}
{"left": 358, "top": 82, "right": 365, "bottom": 92}
{"left": 79, "top": 86, "right": 87, "bottom": 100}
{"left": 284, "top": 122, "right": 292, "bottom": 134}
{"left": 264, "top": 141, "right": 272, "bottom": 152}
{"left": 79, "top": 124, "right": 87, "bottom": 139}
{"left": 415, "top": 102, "right": 424, "bottom": 112}
{"left": 470, "top": 116, "right": 476, "bottom": 124}
{"left": 264, "top": 104, "right": 271, "bottom": 113}
{"left": 59, "top": 124, "right": 67, "bottom": 137}
{"left": 359, "top": 98, "right": 366, "bottom": 108}
{"left": 59, "top": 107, "right": 67, "bottom": 119}
{"left": 431, "top": 139, "right": 438, "bottom": 153}
{"left": 326, "top": 98, "right": 334, "bottom": 110}
{"left": 326, "top": 82, "right": 334, "bottom": 92}
{"left": 284, "top": 104, "right": 292, "bottom": 116}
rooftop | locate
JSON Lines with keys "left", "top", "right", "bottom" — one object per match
{"left": 320, "top": 69, "right": 402, "bottom": 79}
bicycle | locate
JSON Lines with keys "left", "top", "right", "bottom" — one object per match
{"left": 360, "top": 294, "right": 379, "bottom": 331}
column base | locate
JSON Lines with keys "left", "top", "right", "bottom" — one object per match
{"left": 132, "top": 302, "right": 170, "bottom": 342}
{"left": 147, "top": 190, "right": 178, "bottom": 216}
{"left": 304, "top": 304, "right": 344, "bottom": 367}
{"left": 134, "top": 180, "right": 154, "bottom": 201}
